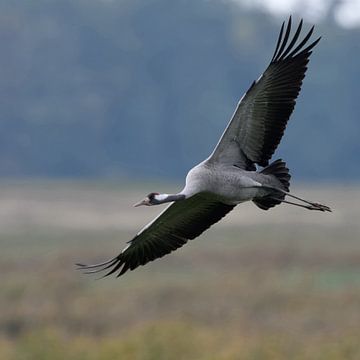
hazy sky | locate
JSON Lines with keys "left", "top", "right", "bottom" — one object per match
{"left": 230, "top": 0, "right": 360, "bottom": 28}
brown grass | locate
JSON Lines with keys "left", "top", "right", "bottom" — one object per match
{"left": 0, "top": 181, "right": 359, "bottom": 359}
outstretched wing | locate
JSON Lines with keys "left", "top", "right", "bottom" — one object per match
{"left": 77, "top": 193, "right": 235, "bottom": 278}
{"left": 209, "top": 17, "right": 320, "bottom": 168}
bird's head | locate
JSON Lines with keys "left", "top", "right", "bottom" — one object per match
{"left": 133, "top": 192, "right": 161, "bottom": 207}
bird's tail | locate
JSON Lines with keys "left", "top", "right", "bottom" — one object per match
{"left": 253, "top": 159, "right": 290, "bottom": 210}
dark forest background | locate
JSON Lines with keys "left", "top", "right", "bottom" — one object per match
{"left": 1, "top": 0, "right": 358, "bottom": 180}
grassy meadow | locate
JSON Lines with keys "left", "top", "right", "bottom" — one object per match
{"left": 0, "top": 181, "right": 359, "bottom": 359}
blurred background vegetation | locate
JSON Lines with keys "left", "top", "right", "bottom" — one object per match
{"left": 1, "top": 0, "right": 360, "bottom": 359}
{"left": 1, "top": 0, "right": 359, "bottom": 180}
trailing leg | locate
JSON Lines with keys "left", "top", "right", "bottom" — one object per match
{"left": 271, "top": 197, "right": 331, "bottom": 212}
{"left": 261, "top": 187, "right": 331, "bottom": 212}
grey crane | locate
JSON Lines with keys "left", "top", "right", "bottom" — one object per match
{"left": 77, "top": 17, "right": 331, "bottom": 278}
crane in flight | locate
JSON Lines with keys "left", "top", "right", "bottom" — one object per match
{"left": 77, "top": 17, "right": 330, "bottom": 278}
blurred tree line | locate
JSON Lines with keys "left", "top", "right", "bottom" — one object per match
{"left": 0, "top": 0, "right": 358, "bottom": 180}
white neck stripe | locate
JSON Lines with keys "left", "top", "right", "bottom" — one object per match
{"left": 155, "top": 194, "right": 169, "bottom": 201}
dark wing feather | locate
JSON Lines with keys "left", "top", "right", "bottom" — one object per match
{"left": 77, "top": 193, "right": 235, "bottom": 278}
{"left": 209, "top": 17, "right": 320, "bottom": 168}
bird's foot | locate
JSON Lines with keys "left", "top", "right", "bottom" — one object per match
{"left": 308, "top": 202, "right": 332, "bottom": 212}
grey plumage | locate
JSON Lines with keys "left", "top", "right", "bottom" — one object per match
{"left": 77, "top": 17, "right": 330, "bottom": 279}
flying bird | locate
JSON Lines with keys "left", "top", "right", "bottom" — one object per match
{"left": 77, "top": 17, "right": 330, "bottom": 278}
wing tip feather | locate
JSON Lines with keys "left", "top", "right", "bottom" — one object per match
{"left": 76, "top": 255, "right": 129, "bottom": 278}
{"left": 271, "top": 18, "right": 320, "bottom": 63}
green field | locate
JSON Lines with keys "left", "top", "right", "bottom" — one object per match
{"left": 0, "top": 182, "right": 359, "bottom": 359}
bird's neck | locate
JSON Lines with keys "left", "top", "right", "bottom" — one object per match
{"left": 154, "top": 193, "right": 185, "bottom": 204}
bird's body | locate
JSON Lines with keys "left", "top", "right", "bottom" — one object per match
{"left": 78, "top": 17, "right": 331, "bottom": 278}
{"left": 182, "top": 161, "right": 269, "bottom": 204}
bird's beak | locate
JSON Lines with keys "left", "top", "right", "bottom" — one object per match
{"left": 133, "top": 198, "right": 149, "bottom": 207}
